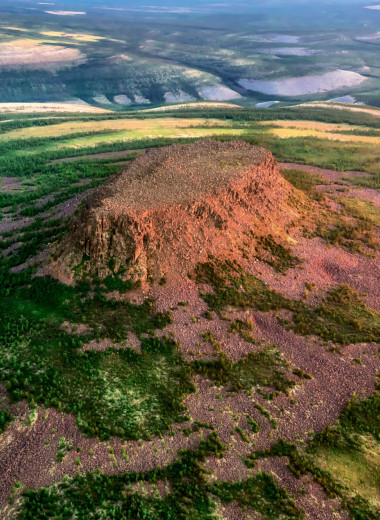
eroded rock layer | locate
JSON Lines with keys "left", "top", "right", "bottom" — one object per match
{"left": 52, "top": 139, "right": 292, "bottom": 283}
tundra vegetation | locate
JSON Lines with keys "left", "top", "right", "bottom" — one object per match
{"left": 0, "top": 101, "right": 379, "bottom": 520}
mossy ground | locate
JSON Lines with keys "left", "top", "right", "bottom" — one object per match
{"left": 282, "top": 168, "right": 379, "bottom": 256}
{"left": 316, "top": 440, "right": 380, "bottom": 508}
{"left": 195, "top": 259, "right": 380, "bottom": 345}
{"left": 244, "top": 390, "right": 380, "bottom": 519}
{"left": 252, "top": 234, "right": 301, "bottom": 273}
{"left": 0, "top": 409, "right": 13, "bottom": 435}
{"left": 17, "top": 432, "right": 303, "bottom": 520}
{"left": 193, "top": 331, "right": 296, "bottom": 396}
{"left": 281, "top": 168, "right": 326, "bottom": 202}
{"left": 0, "top": 311, "right": 193, "bottom": 440}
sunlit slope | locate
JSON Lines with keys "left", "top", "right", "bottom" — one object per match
{"left": 0, "top": 118, "right": 237, "bottom": 141}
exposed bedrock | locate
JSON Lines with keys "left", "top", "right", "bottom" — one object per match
{"left": 51, "top": 139, "right": 293, "bottom": 283}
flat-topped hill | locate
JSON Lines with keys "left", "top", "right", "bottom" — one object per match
{"left": 78, "top": 139, "right": 272, "bottom": 210}
{"left": 51, "top": 139, "right": 292, "bottom": 283}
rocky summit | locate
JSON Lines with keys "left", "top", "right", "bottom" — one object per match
{"left": 51, "top": 139, "right": 292, "bottom": 284}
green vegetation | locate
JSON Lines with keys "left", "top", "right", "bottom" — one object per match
{"left": 195, "top": 259, "right": 290, "bottom": 312}
{"left": 281, "top": 168, "right": 326, "bottom": 202}
{"left": 195, "top": 259, "right": 380, "bottom": 345}
{"left": 245, "top": 391, "right": 380, "bottom": 520}
{"left": 287, "top": 285, "right": 380, "bottom": 345}
{"left": 246, "top": 414, "right": 260, "bottom": 433}
{"left": 0, "top": 159, "right": 121, "bottom": 219}
{"left": 228, "top": 317, "right": 259, "bottom": 344}
{"left": 17, "top": 432, "right": 302, "bottom": 520}
{"left": 253, "top": 234, "right": 301, "bottom": 273}
{"left": 282, "top": 168, "right": 379, "bottom": 256}
{"left": 234, "top": 426, "right": 250, "bottom": 442}
{"left": 253, "top": 403, "right": 278, "bottom": 430}
{"left": 316, "top": 444, "right": 379, "bottom": 514}
{"left": 338, "top": 197, "right": 380, "bottom": 229}
{"left": 8, "top": 481, "right": 22, "bottom": 507}
{"left": 0, "top": 408, "right": 13, "bottom": 434}
{"left": 103, "top": 274, "right": 137, "bottom": 293}
{"left": 0, "top": 310, "right": 193, "bottom": 440}
{"left": 311, "top": 392, "right": 380, "bottom": 449}
{"left": 57, "top": 436, "right": 73, "bottom": 462}
{"left": 69, "top": 292, "right": 173, "bottom": 341}
{"left": 314, "top": 218, "right": 378, "bottom": 257}
{"left": 193, "top": 331, "right": 295, "bottom": 395}
{"left": 245, "top": 438, "right": 379, "bottom": 520}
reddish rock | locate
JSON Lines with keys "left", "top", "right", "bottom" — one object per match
{"left": 51, "top": 139, "right": 292, "bottom": 283}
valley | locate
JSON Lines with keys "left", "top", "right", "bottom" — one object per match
{"left": 1, "top": 1, "right": 380, "bottom": 108}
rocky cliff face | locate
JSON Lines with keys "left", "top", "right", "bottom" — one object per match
{"left": 51, "top": 139, "right": 292, "bottom": 284}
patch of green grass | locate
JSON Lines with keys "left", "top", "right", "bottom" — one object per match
{"left": 338, "top": 197, "right": 380, "bottom": 228}
{"left": 254, "top": 403, "right": 277, "bottom": 429}
{"left": 293, "top": 368, "right": 313, "bottom": 380}
{"left": 0, "top": 315, "right": 194, "bottom": 440}
{"left": 72, "top": 292, "right": 173, "bottom": 341}
{"left": 195, "top": 259, "right": 380, "bottom": 345}
{"left": 228, "top": 318, "right": 254, "bottom": 334}
{"left": 349, "top": 175, "right": 380, "bottom": 190}
{"left": 246, "top": 414, "right": 260, "bottom": 433}
{"left": 228, "top": 317, "right": 259, "bottom": 345}
{"left": 102, "top": 260, "right": 141, "bottom": 293}
{"left": 56, "top": 436, "right": 73, "bottom": 462}
{"left": 0, "top": 408, "right": 13, "bottom": 434}
{"left": 193, "top": 331, "right": 295, "bottom": 395}
{"left": 253, "top": 234, "right": 301, "bottom": 274}
{"left": 316, "top": 441, "right": 380, "bottom": 509}
{"left": 234, "top": 426, "right": 250, "bottom": 442}
{"left": 245, "top": 391, "right": 380, "bottom": 520}
{"left": 195, "top": 259, "right": 290, "bottom": 313}
{"left": 281, "top": 168, "right": 326, "bottom": 202}
{"left": 103, "top": 274, "right": 138, "bottom": 293}
{"left": 17, "top": 431, "right": 302, "bottom": 520}
{"left": 288, "top": 285, "right": 380, "bottom": 345}
{"left": 315, "top": 218, "right": 378, "bottom": 257}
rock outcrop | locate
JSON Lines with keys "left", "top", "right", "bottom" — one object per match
{"left": 51, "top": 139, "right": 292, "bottom": 283}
